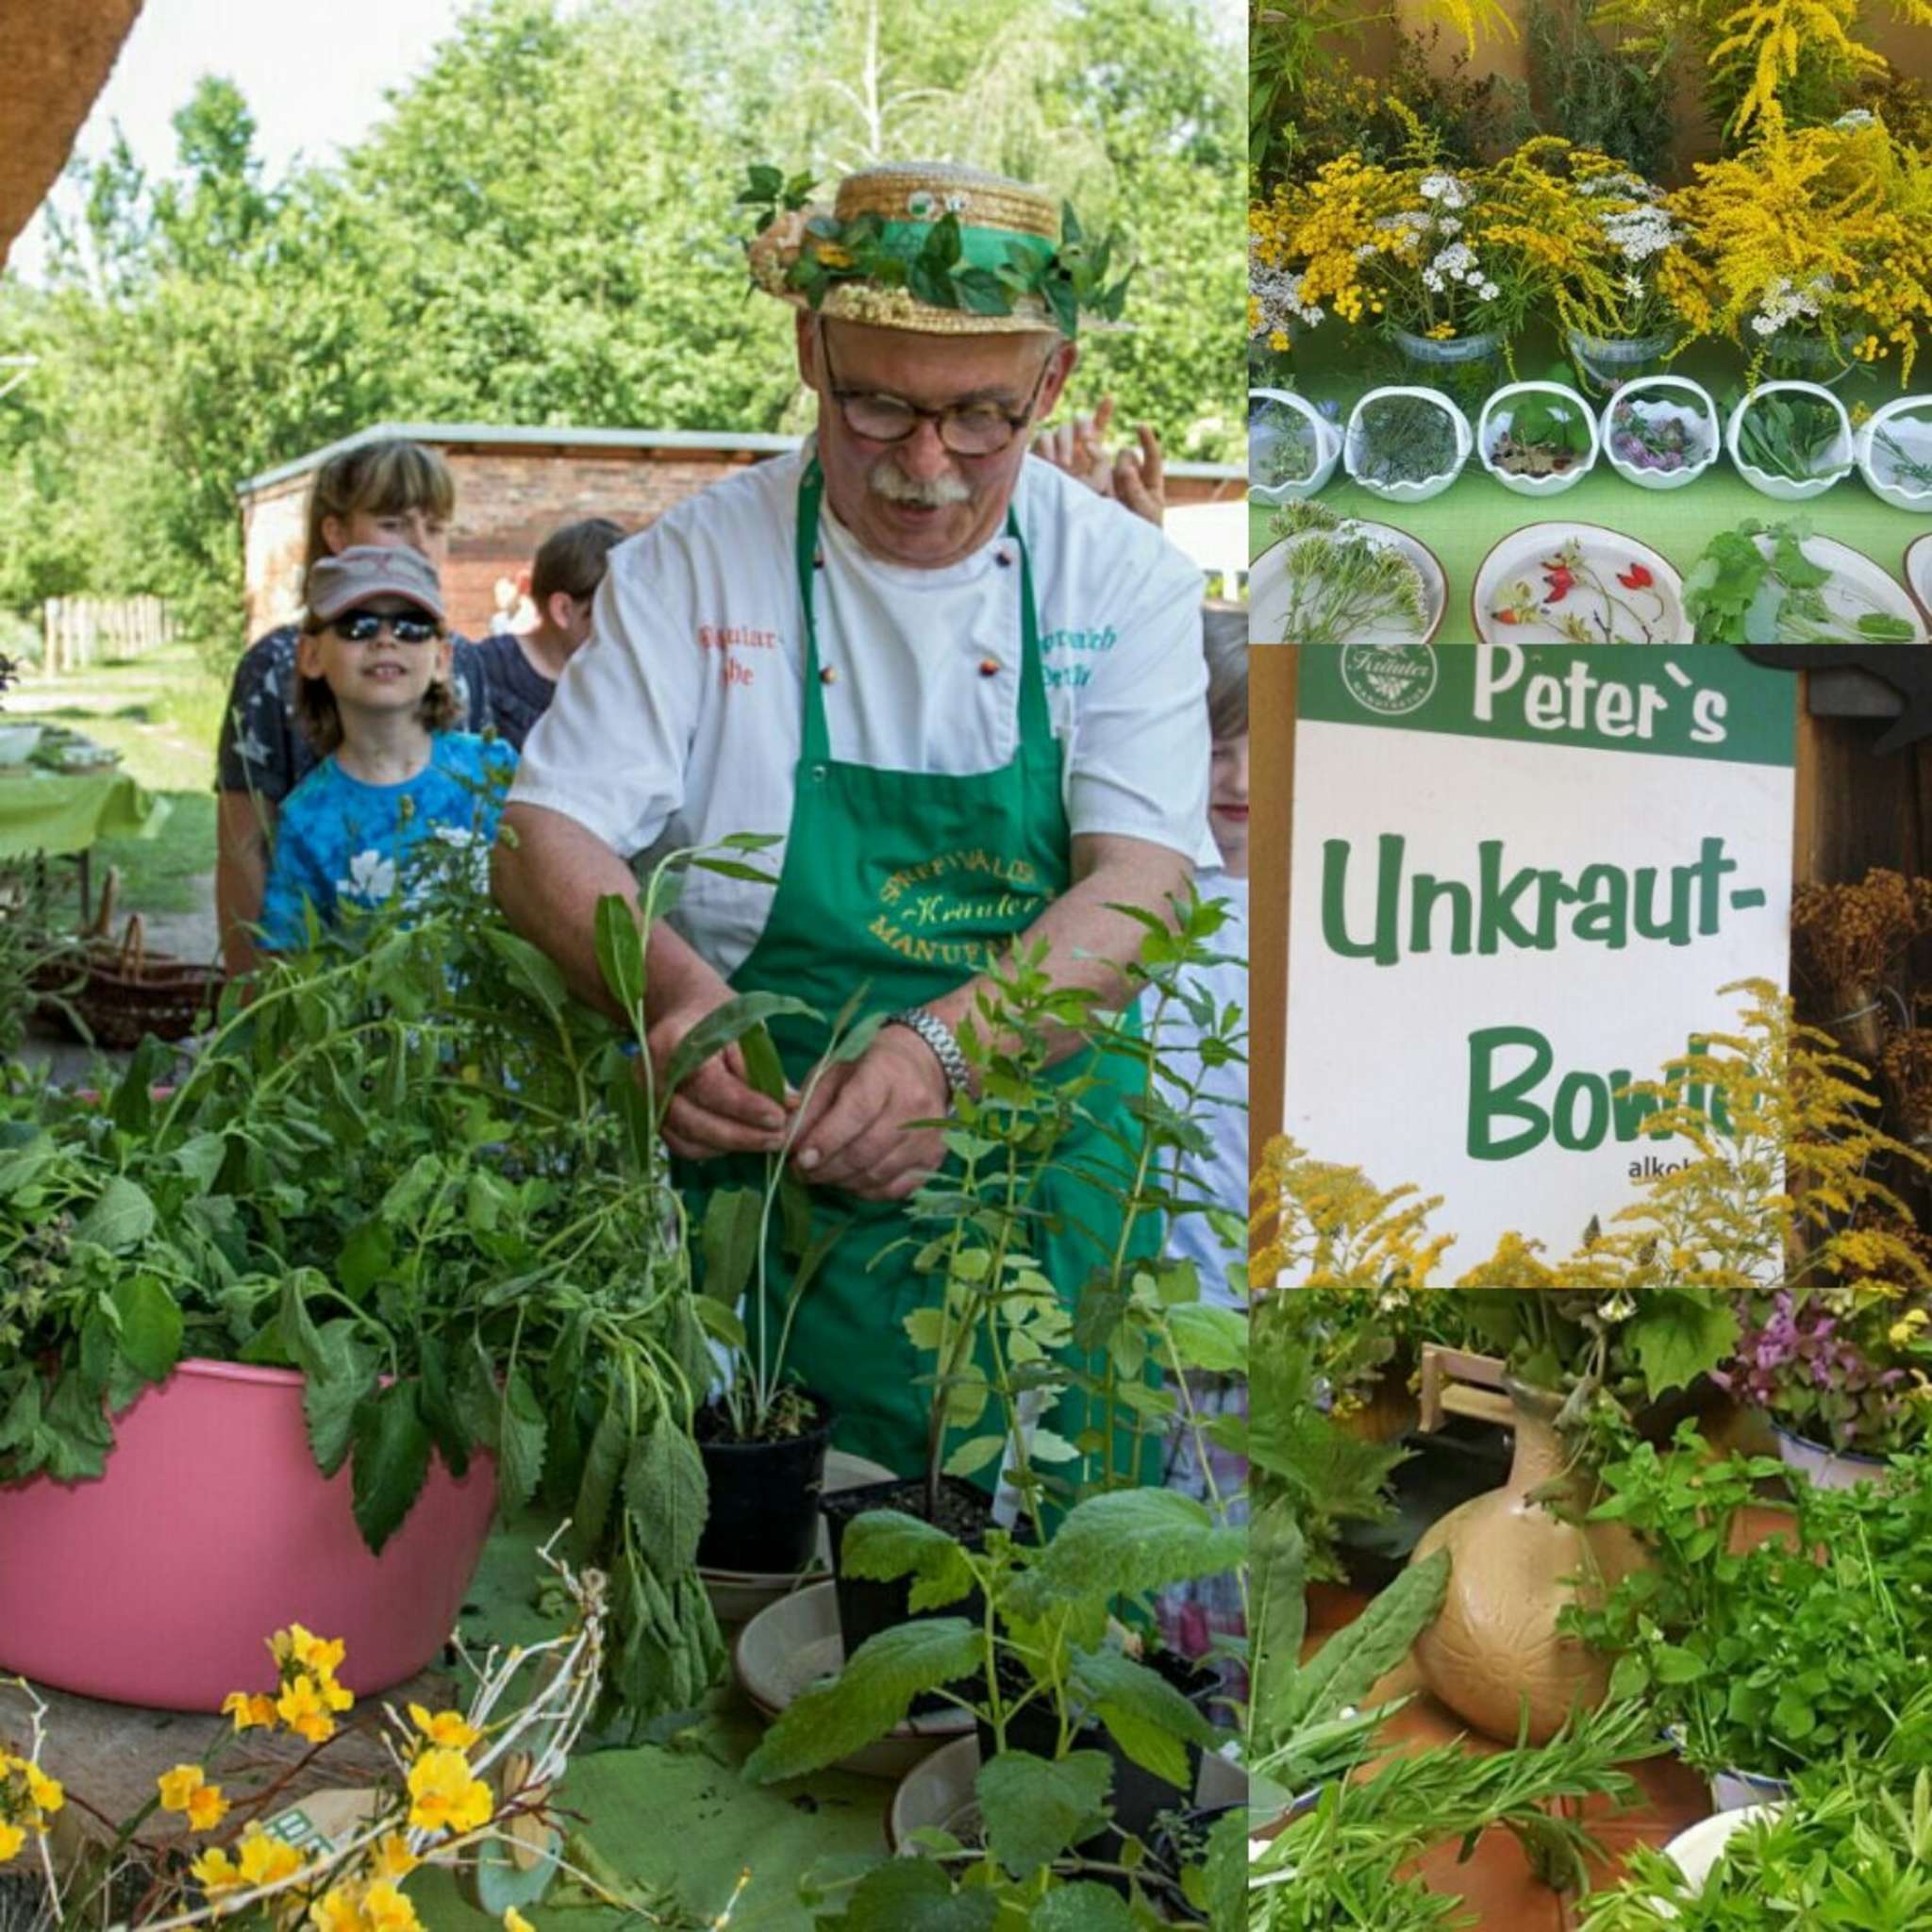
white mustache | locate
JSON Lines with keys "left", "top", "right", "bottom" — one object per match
{"left": 867, "top": 459, "right": 971, "bottom": 508}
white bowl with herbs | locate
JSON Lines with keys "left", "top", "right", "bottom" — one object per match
{"left": 1343, "top": 386, "right": 1471, "bottom": 505}
{"left": 1476, "top": 380, "right": 1600, "bottom": 497}
{"left": 1249, "top": 387, "right": 1341, "bottom": 503}
{"left": 1601, "top": 376, "right": 1721, "bottom": 491}
{"left": 1726, "top": 382, "right": 1854, "bottom": 503}
{"left": 1856, "top": 395, "right": 1932, "bottom": 512}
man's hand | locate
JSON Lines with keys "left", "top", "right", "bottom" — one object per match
{"left": 789, "top": 1024, "right": 950, "bottom": 1201}
{"left": 647, "top": 990, "right": 794, "bottom": 1161}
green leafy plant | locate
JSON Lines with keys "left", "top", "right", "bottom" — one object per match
{"left": 1266, "top": 498, "right": 1430, "bottom": 646}
{"left": 748, "top": 1487, "right": 1246, "bottom": 1924}
{"left": 1733, "top": 391, "right": 1847, "bottom": 482}
{"left": 1351, "top": 394, "right": 1460, "bottom": 487}
{"left": 1683, "top": 516, "right": 1918, "bottom": 642}
{"left": 1577, "top": 1692, "right": 1932, "bottom": 1929}
{"left": 1565, "top": 1426, "right": 1932, "bottom": 1782}
{"left": 1525, "top": 0, "right": 1677, "bottom": 177}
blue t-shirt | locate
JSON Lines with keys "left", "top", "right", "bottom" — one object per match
{"left": 259, "top": 732, "right": 518, "bottom": 950}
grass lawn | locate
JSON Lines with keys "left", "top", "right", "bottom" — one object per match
{"left": 8, "top": 640, "right": 225, "bottom": 917}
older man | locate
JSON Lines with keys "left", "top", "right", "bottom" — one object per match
{"left": 494, "top": 161, "right": 1210, "bottom": 1474}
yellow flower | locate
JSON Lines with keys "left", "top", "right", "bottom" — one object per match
{"left": 24, "top": 1766, "right": 62, "bottom": 1814}
{"left": 158, "top": 1764, "right": 209, "bottom": 1813}
{"left": 309, "top": 1886, "right": 365, "bottom": 1932}
{"left": 0, "top": 1821, "right": 24, "bottom": 1864}
{"left": 236, "top": 1827, "right": 306, "bottom": 1888}
{"left": 223, "top": 1691, "right": 279, "bottom": 1732}
{"left": 368, "top": 1833, "right": 420, "bottom": 1883}
{"left": 361, "top": 1881, "right": 422, "bottom": 1932}
{"left": 316, "top": 1670, "right": 355, "bottom": 1715}
{"left": 271, "top": 1625, "right": 347, "bottom": 1679}
{"left": 192, "top": 1845, "right": 245, "bottom": 1900}
{"left": 406, "top": 1748, "right": 493, "bottom": 1837}
{"left": 276, "top": 1674, "right": 338, "bottom": 1745}
{"left": 1890, "top": 1308, "right": 1929, "bottom": 1346}
{"left": 408, "top": 1704, "right": 481, "bottom": 1753}
{"left": 188, "top": 1784, "right": 231, "bottom": 1831}
{"left": 1425, "top": 322, "right": 1457, "bottom": 341}
{"left": 503, "top": 1911, "right": 536, "bottom": 1932}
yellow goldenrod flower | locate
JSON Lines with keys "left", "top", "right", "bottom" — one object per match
{"left": 407, "top": 1748, "right": 493, "bottom": 1837}
{"left": 408, "top": 1704, "right": 482, "bottom": 1753}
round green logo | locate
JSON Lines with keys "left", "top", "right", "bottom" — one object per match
{"left": 1340, "top": 643, "right": 1437, "bottom": 717}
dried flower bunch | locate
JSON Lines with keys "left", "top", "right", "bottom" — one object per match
{"left": 1880, "top": 1020, "right": 1932, "bottom": 1142}
{"left": 1791, "top": 868, "right": 1932, "bottom": 1014}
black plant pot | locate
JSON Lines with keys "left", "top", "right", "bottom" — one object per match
{"left": 694, "top": 1393, "right": 833, "bottom": 1575}
{"left": 823, "top": 1474, "right": 993, "bottom": 1716}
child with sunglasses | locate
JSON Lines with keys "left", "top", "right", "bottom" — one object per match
{"left": 258, "top": 547, "right": 516, "bottom": 953}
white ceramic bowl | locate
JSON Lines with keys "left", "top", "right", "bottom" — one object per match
{"left": 1477, "top": 381, "right": 1600, "bottom": 498}
{"left": 1249, "top": 388, "right": 1341, "bottom": 503}
{"left": 1471, "top": 522, "right": 1690, "bottom": 643}
{"left": 1726, "top": 380, "right": 1854, "bottom": 502}
{"left": 733, "top": 1579, "right": 974, "bottom": 1779}
{"left": 1247, "top": 520, "right": 1447, "bottom": 645}
{"left": 1707, "top": 1767, "right": 1793, "bottom": 1814}
{"left": 1661, "top": 1804, "right": 1783, "bottom": 1897}
{"left": 0, "top": 724, "right": 43, "bottom": 765}
{"left": 1857, "top": 395, "right": 1932, "bottom": 512}
{"left": 701, "top": 1447, "right": 893, "bottom": 1624}
{"left": 889, "top": 1733, "right": 981, "bottom": 1853}
{"left": 1600, "top": 377, "right": 1722, "bottom": 491}
{"left": 1343, "top": 386, "right": 1472, "bottom": 505}
{"left": 1907, "top": 532, "right": 1932, "bottom": 623}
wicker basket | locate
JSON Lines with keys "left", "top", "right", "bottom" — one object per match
{"left": 37, "top": 913, "right": 225, "bottom": 1049}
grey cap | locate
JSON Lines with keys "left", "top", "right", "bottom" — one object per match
{"left": 306, "top": 544, "right": 446, "bottom": 625}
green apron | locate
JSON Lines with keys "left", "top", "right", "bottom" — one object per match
{"left": 688, "top": 459, "right": 1157, "bottom": 1480}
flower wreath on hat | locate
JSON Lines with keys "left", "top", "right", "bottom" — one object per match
{"left": 739, "top": 159, "right": 1132, "bottom": 338}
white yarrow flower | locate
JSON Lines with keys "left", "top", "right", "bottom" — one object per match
{"left": 340, "top": 850, "right": 397, "bottom": 904}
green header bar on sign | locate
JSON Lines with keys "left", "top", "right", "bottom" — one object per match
{"left": 1296, "top": 645, "right": 1796, "bottom": 770}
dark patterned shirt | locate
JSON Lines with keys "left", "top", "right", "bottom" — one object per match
{"left": 466, "top": 632, "right": 558, "bottom": 752}
{"left": 214, "top": 625, "right": 491, "bottom": 804}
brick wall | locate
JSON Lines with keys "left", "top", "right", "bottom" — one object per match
{"left": 241, "top": 438, "right": 1239, "bottom": 643}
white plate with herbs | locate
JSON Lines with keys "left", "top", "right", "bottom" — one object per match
{"left": 1472, "top": 523, "right": 1690, "bottom": 642}
{"left": 1907, "top": 533, "right": 1932, "bottom": 623}
{"left": 1680, "top": 524, "right": 1927, "bottom": 641}
{"left": 1249, "top": 509, "right": 1446, "bottom": 646}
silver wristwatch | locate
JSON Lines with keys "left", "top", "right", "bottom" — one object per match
{"left": 886, "top": 1007, "right": 973, "bottom": 1103}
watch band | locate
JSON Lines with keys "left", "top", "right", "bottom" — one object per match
{"left": 886, "top": 1008, "right": 973, "bottom": 1103}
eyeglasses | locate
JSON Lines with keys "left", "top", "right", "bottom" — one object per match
{"left": 820, "top": 330, "right": 1052, "bottom": 457}
{"left": 328, "top": 611, "right": 442, "bottom": 646}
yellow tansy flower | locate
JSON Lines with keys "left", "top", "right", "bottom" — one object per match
{"left": 406, "top": 1748, "right": 493, "bottom": 1837}
{"left": 408, "top": 1704, "right": 482, "bottom": 1753}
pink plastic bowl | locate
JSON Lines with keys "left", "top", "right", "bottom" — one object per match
{"left": 0, "top": 1359, "right": 498, "bottom": 1711}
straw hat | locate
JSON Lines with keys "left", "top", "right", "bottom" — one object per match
{"left": 747, "top": 160, "right": 1081, "bottom": 337}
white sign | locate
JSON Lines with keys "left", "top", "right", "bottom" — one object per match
{"left": 1284, "top": 643, "right": 1797, "bottom": 1274}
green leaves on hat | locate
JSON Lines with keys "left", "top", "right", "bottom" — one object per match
{"left": 736, "top": 165, "right": 1132, "bottom": 335}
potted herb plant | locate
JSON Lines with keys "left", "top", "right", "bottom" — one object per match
{"left": 1717, "top": 1289, "right": 1932, "bottom": 1488}
{"left": 1566, "top": 1427, "right": 1932, "bottom": 1809}
{"left": 1342, "top": 387, "right": 1472, "bottom": 503}
{"left": 0, "top": 840, "right": 798, "bottom": 1733}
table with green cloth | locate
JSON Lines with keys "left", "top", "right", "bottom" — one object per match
{"left": 0, "top": 766, "right": 169, "bottom": 859}
{"left": 412, "top": 1514, "right": 891, "bottom": 1932}
{"left": 1249, "top": 332, "right": 1932, "bottom": 641}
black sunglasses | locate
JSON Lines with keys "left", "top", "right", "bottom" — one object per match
{"left": 329, "top": 611, "right": 441, "bottom": 646}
